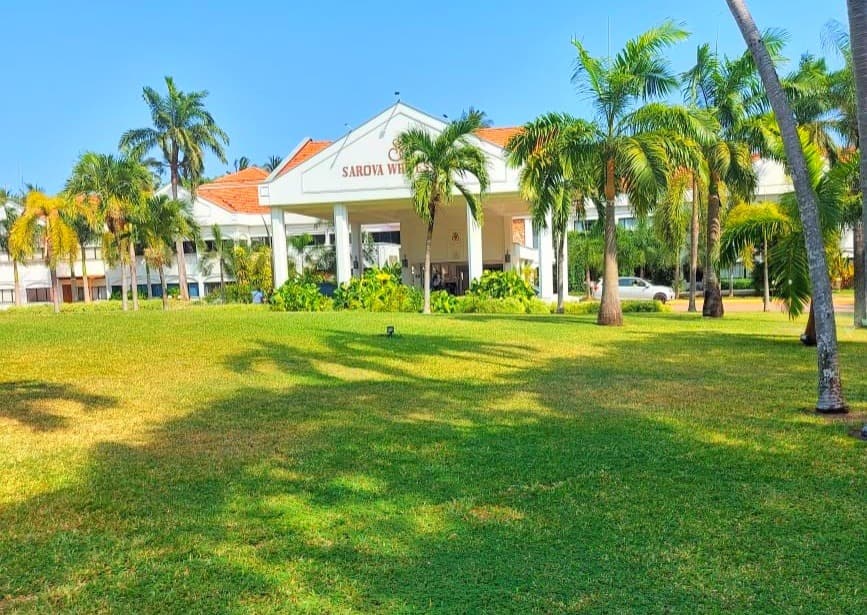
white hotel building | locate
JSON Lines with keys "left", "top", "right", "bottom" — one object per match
{"left": 0, "top": 101, "right": 855, "bottom": 306}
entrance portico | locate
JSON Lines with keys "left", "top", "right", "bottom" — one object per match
{"left": 259, "top": 102, "right": 566, "bottom": 298}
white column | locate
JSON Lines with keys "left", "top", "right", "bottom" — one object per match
{"left": 198, "top": 277, "right": 206, "bottom": 299}
{"left": 334, "top": 204, "right": 351, "bottom": 284}
{"left": 559, "top": 230, "right": 569, "bottom": 299}
{"left": 351, "top": 222, "right": 363, "bottom": 277}
{"left": 466, "top": 204, "right": 483, "bottom": 284}
{"left": 271, "top": 207, "right": 289, "bottom": 287}
{"left": 538, "top": 211, "right": 554, "bottom": 299}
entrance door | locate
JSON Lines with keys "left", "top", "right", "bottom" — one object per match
{"left": 62, "top": 284, "right": 73, "bottom": 303}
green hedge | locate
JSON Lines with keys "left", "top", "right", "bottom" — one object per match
{"left": 558, "top": 300, "right": 670, "bottom": 315}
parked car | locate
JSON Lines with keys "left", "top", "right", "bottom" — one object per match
{"left": 592, "top": 276, "right": 675, "bottom": 303}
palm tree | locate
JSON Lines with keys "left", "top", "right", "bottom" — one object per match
{"left": 653, "top": 170, "right": 692, "bottom": 298}
{"left": 263, "top": 155, "right": 283, "bottom": 173}
{"left": 727, "top": 0, "right": 846, "bottom": 413}
{"left": 720, "top": 202, "right": 791, "bottom": 311}
{"left": 396, "top": 109, "right": 491, "bottom": 314}
{"left": 9, "top": 192, "right": 78, "bottom": 313}
{"left": 205, "top": 224, "right": 231, "bottom": 302}
{"left": 233, "top": 156, "right": 250, "bottom": 172}
{"left": 136, "top": 195, "right": 198, "bottom": 310}
{"left": 1, "top": 191, "right": 27, "bottom": 306}
{"left": 830, "top": 10, "right": 867, "bottom": 327}
{"left": 682, "top": 41, "right": 778, "bottom": 318}
{"left": 119, "top": 76, "right": 228, "bottom": 301}
{"left": 569, "top": 22, "right": 715, "bottom": 325}
{"left": 506, "top": 114, "right": 593, "bottom": 312}
{"left": 62, "top": 196, "right": 101, "bottom": 303}
{"left": 65, "top": 152, "right": 152, "bottom": 311}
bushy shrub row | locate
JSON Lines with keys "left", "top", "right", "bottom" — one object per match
{"left": 559, "top": 300, "right": 669, "bottom": 315}
{"left": 270, "top": 274, "right": 333, "bottom": 312}
{"left": 332, "top": 269, "right": 422, "bottom": 312}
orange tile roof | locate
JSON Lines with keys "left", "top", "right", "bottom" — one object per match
{"left": 277, "top": 140, "right": 332, "bottom": 177}
{"left": 474, "top": 127, "right": 522, "bottom": 147}
{"left": 195, "top": 167, "right": 269, "bottom": 215}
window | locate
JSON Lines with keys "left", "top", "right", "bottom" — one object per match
{"left": 26, "top": 287, "right": 52, "bottom": 303}
{"left": 573, "top": 220, "right": 587, "bottom": 232}
{"left": 182, "top": 241, "right": 196, "bottom": 254}
{"left": 310, "top": 233, "right": 328, "bottom": 246}
{"left": 618, "top": 217, "right": 637, "bottom": 230}
{"left": 0, "top": 289, "right": 14, "bottom": 304}
{"left": 369, "top": 230, "right": 401, "bottom": 244}
{"left": 188, "top": 283, "right": 200, "bottom": 298}
{"left": 618, "top": 278, "right": 633, "bottom": 288}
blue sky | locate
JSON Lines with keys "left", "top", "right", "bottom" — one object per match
{"left": 0, "top": 0, "right": 848, "bottom": 193}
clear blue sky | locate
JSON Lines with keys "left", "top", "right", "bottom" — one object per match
{"left": 0, "top": 0, "right": 848, "bottom": 193}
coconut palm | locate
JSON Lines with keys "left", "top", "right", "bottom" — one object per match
{"left": 233, "top": 156, "right": 250, "bottom": 172}
{"left": 506, "top": 113, "right": 596, "bottom": 312}
{"left": 653, "top": 169, "right": 692, "bottom": 298}
{"left": 1, "top": 191, "right": 27, "bottom": 306}
{"left": 9, "top": 192, "right": 78, "bottom": 313}
{"left": 727, "top": 0, "right": 846, "bottom": 413}
{"left": 396, "top": 109, "right": 491, "bottom": 314}
{"left": 720, "top": 202, "right": 792, "bottom": 311}
{"left": 119, "top": 76, "right": 228, "bottom": 301}
{"left": 62, "top": 196, "right": 101, "bottom": 303}
{"left": 65, "top": 152, "right": 152, "bottom": 311}
{"left": 263, "top": 155, "right": 283, "bottom": 173}
{"left": 568, "top": 22, "right": 716, "bottom": 325}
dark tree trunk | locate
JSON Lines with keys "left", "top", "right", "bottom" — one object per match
{"left": 598, "top": 158, "right": 623, "bottom": 326}
{"left": 145, "top": 262, "right": 153, "bottom": 299}
{"left": 703, "top": 176, "right": 724, "bottom": 317}
{"left": 423, "top": 208, "right": 435, "bottom": 314}
{"left": 128, "top": 240, "right": 139, "bottom": 311}
{"left": 728, "top": 0, "right": 846, "bottom": 412}
{"left": 556, "top": 231, "right": 565, "bottom": 314}
{"left": 80, "top": 245, "right": 91, "bottom": 303}
{"left": 801, "top": 303, "right": 817, "bottom": 346}
{"left": 847, "top": 0, "right": 867, "bottom": 328}
{"left": 50, "top": 267, "right": 61, "bottom": 314}
{"left": 688, "top": 176, "right": 699, "bottom": 312}
{"left": 854, "top": 219, "right": 865, "bottom": 327}
{"left": 585, "top": 267, "right": 592, "bottom": 300}
{"left": 121, "top": 259, "right": 128, "bottom": 311}
{"left": 170, "top": 154, "right": 190, "bottom": 301}
{"left": 159, "top": 266, "right": 168, "bottom": 311}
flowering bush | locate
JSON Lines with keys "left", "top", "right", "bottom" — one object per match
{"left": 468, "top": 270, "right": 535, "bottom": 300}
{"left": 332, "top": 268, "right": 422, "bottom": 312}
{"left": 270, "top": 275, "right": 332, "bottom": 312}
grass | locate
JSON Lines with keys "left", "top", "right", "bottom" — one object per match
{"left": 0, "top": 306, "right": 865, "bottom": 613}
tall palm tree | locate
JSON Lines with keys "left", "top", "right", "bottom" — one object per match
{"left": 396, "top": 109, "right": 491, "bottom": 314}
{"left": 727, "top": 0, "right": 846, "bottom": 413}
{"left": 119, "top": 76, "right": 228, "bottom": 301}
{"left": 681, "top": 41, "right": 779, "bottom": 318}
{"left": 65, "top": 152, "right": 152, "bottom": 311}
{"left": 9, "top": 192, "right": 78, "bottom": 313}
{"left": 506, "top": 114, "right": 594, "bottom": 312}
{"left": 569, "top": 22, "right": 715, "bottom": 325}
{"left": 288, "top": 232, "right": 313, "bottom": 273}
{"left": 1, "top": 191, "right": 27, "bottom": 306}
{"left": 233, "top": 156, "right": 250, "bottom": 172}
{"left": 833, "top": 9, "right": 867, "bottom": 327}
{"left": 263, "top": 155, "right": 283, "bottom": 173}
{"left": 653, "top": 169, "right": 693, "bottom": 298}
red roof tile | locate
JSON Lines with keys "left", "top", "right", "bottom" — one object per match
{"left": 474, "top": 127, "right": 522, "bottom": 147}
{"left": 277, "top": 140, "right": 332, "bottom": 177}
{"left": 195, "top": 167, "right": 268, "bottom": 215}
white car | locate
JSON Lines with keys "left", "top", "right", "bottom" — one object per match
{"left": 592, "top": 276, "right": 675, "bottom": 303}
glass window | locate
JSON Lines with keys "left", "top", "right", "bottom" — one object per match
{"left": 0, "top": 289, "right": 14, "bottom": 304}
{"left": 618, "top": 278, "right": 632, "bottom": 288}
{"left": 618, "top": 217, "right": 637, "bottom": 230}
{"left": 26, "top": 287, "right": 52, "bottom": 302}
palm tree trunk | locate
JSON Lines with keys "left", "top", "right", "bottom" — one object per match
{"left": 674, "top": 258, "right": 682, "bottom": 301}
{"left": 170, "top": 166, "right": 190, "bottom": 301}
{"left": 220, "top": 258, "right": 225, "bottom": 303}
{"left": 12, "top": 260, "right": 23, "bottom": 306}
{"left": 847, "top": 0, "right": 867, "bottom": 329}
{"left": 703, "top": 176, "right": 724, "bottom": 317}
{"left": 50, "top": 267, "right": 61, "bottom": 314}
{"left": 599, "top": 159, "right": 623, "bottom": 326}
{"left": 128, "top": 241, "right": 139, "bottom": 311}
{"left": 801, "top": 302, "right": 817, "bottom": 346}
{"left": 69, "top": 256, "right": 77, "bottom": 302}
{"left": 762, "top": 238, "right": 770, "bottom": 312}
{"left": 145, "top": 262, "right": 153, "bottom": 299}
{"left": 585, "top": 266, "right": 592, "bottom": 300}
{"left": 159, "top": 266, "right": 168, "bottom": 311}
{"left": 853, "top": 220, "right": 865, "bottom": 327}
{"left": 688, "top": 177, "right": 699, "bottom": 313}
{"left": 423, "top": 219, "right": 434, "bottom": 314}
{"left": 80, "top": 245, "right": 91, "bottom": 303}
{"left": 556, "top": 231, "right": 565, "bottom": 314}
{"left": 121, "top": 259, "right": 129, "bottom": 311}
{"left": 728, "top": 0, "right": 846, "bottom": 413}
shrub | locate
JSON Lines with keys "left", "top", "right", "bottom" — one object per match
{"left": 430, "top": 290, "right": 458, "bottom": 314}
{"left": 524, "top": 298, "right": 552, "bottom": 314}
{"left": 332, "top": 268, "right": 422, "bottom": 312}
{"left": 469, "top": 270, "right": 534, "bottom": 300}
{"left": 457, "top": 296, "right": 527, "bottom": 314}
{"left": 559, "top": 300, "right": 669, "bottom": 314}
{"left": 270, "top": 276, "right": 332, "bottom": 312}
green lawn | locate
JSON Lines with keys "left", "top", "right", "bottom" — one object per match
{"left": 1, "top": 307, "right": 865, "bottom": 613}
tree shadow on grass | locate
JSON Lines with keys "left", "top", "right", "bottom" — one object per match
{"left": 0, "top": 380, "right": 117, "bottom": 431}
{"left": 1, "top": 325, "right": 865, "bottom": 612}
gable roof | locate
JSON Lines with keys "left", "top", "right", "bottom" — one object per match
{"left": 475, "top": 127, "right": 522, "bottom": 147}
{"left": 196, "top": 167, "right": 269, "bottom": 215}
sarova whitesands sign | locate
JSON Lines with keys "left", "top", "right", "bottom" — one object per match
{"left": 340, "top": 143, "right": 405, "bottom": 178}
